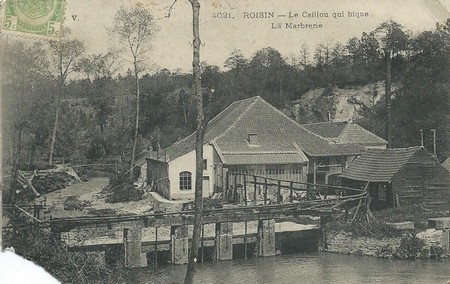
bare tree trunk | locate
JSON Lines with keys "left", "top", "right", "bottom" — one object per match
{"left": 0, "top": 34, "right": 9, "bottom": 249}
{"left": 129, "top": 60, "right": 140, "bottom": 177}
{"left": 48, "top": 86, "right": 61, "bottom": 166}
{"left": 184, "top": 0, "right": 203, "bottom": 283}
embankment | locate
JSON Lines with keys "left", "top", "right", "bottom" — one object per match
{"left": 325, "top": 228, "right": 449, "bottom": 259}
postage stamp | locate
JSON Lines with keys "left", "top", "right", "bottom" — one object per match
{"left": 2, "top": 0, "right": 65, "bottom": 38}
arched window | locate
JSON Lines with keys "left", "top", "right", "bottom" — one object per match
{"left": 179, "top": 171, "right": 192, "bottom": 190}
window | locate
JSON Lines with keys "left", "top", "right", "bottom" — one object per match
{"left": 179, "top": 171, "right": 192, "bottom": 190}
{"left": 203, "top": 159, "right": 207, "bottom": 170}
{"left": 248, "top": 133, "right": 259, "bottom": 146}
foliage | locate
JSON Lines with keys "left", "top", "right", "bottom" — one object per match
{"left": 3, "top": 19, "right": 450, "bottom": 173}
{"left": 325, "top": 220, "right": 405, "bottom": 239}
{"left": 378, "top": 236, "right": 446, "bottom": 260}
{"left": 203, "top": 198, "right": 223, "bottom": 209}
{"left": 3, "top": 226, "right": 118, "bottom": 283}
{"left": 429, "top": 244, "right": 447, "bottom": 259}
{"left": 32, "top": 171, "right": 79, "bottom": 194}
{"left": 103, "top": 174, "right": 144, "bottom": 203}
{"left": 64, "top": 196, "right": 91, "bottom": 210}
{"left": 394, "top": 233, "right": 426, "bottom": 259}
{"left": 108, "top": 5, "right": 159, "bottom": 172}
{"left": 372, "top": 204, "right": 448, "bottom": 228}
{"left": 376, "top": 244, "right": 395, "bottom": 259}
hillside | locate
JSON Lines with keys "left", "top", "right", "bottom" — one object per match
{"left": 289, "top": 81, "right": 401, "bottom": 123}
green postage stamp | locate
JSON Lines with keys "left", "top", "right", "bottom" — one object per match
{"left": 2, "top": 0, "right": 65, "bottom": 38}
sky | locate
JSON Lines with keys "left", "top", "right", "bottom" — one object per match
{"left": 2, "top": 0, "right": 450, "bottom": 73}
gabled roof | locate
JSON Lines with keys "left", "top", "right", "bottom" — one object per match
{"left": 163, "top": 96, "right": 365, "bottom": 164}
{"left": 341, "top": 146, "right": 424, "bottom": 182}
{"left": 302, "top": 121, "right": 387, "bottom": 146}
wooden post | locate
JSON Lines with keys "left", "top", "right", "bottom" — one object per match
{"left": 289, "top": 181, "right": 293, "bottom": 203}
{"left": 313, "top": 159, "right": 317, "bottom": 184}
{"left": 225, "top": 171, "right": 230, "bottom": 192}
{"left": 244, "top": 175, "right": 247, "bottom": 206}
{"left": 264, "top": 178, "right": 268, "bottom": 205}
{"left": 277, "top": 180, "right": 281, "bottom": 204}
{"left": 154, "top": 227, "right": 158, "bottom": 267}
{"left": 201, "top": 224, "right": 204, "bottom": 262}
{"left": 234, "top": 173, "right": 238, "bottom": 203}
{"left": 244, "top": 221, "right": 248, "bottom": 259}
{"left": 253, "top": 176, "right": 257, "bottom": 204}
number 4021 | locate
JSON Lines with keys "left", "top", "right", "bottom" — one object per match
{"left": 212, "top": 12, "right": 233, "bottom": 19}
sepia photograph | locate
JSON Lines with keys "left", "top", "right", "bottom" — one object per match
{"left": 1, "top": 0, "right": 450, "bottom": 283}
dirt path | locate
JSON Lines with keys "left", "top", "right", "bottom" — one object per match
{"left": 36, "top": 177, "right": 154, "bottom": 219}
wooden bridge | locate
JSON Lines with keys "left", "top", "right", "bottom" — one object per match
{"left": 4, "top": 172, "right": 368, "bottom": 268}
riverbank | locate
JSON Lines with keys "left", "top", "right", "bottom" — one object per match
{"left": 323, "top": 205, "right": 450, "bottom": 259}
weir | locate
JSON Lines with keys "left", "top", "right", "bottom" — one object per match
{"left": 46, "top": 173, "right": 366, "bottom": 268}
{"left": 57, "top": 217, "right": 321, "bottom": 268}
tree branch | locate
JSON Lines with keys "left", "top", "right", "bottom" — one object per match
{"left": 156, "top": 0, "right": 179, "bottom": 20}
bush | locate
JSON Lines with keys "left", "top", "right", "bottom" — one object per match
{"left": 3, "top": 226, "right": 120, "bottom": 283}
{"left": 325, "top": 220, "right": 404, "bottom": 239}
{"left": 203, "top": 198, "right": 223, "bottom": 209}
{"left": 377, "top": 244, "right": 395, "bottom": 259}
{"left": 105, "top": 183, "right": 144, "bottom": 203}
{"left": 429, "top": 245, "right": 447, "bottom": 259}
{"left": 394, "top": 233, "right": 426, "bottom": 259}
{"left": 32, "top": 172, "right": 78, "bottom": 194}
{"left": 64, "top": 196, "right": 91, "bottom": 210}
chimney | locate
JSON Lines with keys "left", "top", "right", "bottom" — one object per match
{"left": 248, "top": 133, "right": 258, "bottom": 145}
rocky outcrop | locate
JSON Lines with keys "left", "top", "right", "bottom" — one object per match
{"left": 290, "top": 81, "right": 401, "bottom": 122}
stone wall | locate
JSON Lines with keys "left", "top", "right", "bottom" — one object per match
{"left": 325, "top": 231, "right": 401, "bottom": 257}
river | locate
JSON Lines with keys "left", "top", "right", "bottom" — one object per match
{"left": 120, "top": 253, "right": 450, "bottom": 284}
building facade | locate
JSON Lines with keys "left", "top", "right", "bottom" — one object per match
{"left": 147, "top": 96, "right": 363, "bottom": 200}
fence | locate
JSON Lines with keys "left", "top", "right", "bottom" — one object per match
{"left": 224, "top": 172, "right": 365, "bottom": 206}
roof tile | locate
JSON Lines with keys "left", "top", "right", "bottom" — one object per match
{"left": 341, "top": 147, "right": 422, "bottom": 182}
{"left": 164, "top": 97, "right": 365, "bottom": 163}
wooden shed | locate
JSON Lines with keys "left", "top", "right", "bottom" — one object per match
{"left": 341, "top": 147, "right": 450, "bottom": 209}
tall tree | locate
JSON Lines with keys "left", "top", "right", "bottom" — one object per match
{"left": 79, "top": 52, "right": 118, "bottom": 133}
{"left": 224, "top": 49, "right": 248, "bottom": 73}
{"left": 185, "top": 1, "right": 205, "bottom": 282}
{"left": 109, "top": 5, "right": 158, "bottom": 175}
{"left": 375, "top": 20, "right": 410, "bottom": 55}
{"left": 299, "top": 43, "right": 310, "bottom": 68}
{"left": 32, "top": 30, "right": 85, "bottom": 166}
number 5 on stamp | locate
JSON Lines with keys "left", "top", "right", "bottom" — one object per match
{"left": 2, "top": 0, "right": 65, "bottom": 39}
{"left": 3, "top": 15, "right": 18, "bottom": 30}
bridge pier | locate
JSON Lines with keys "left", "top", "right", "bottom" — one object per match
{"left": 215, "top": 222, "right": 233, "bottom": 261}
{"left": 171, "top": 224, "right": 189, "bottom": 264}
{"left": 443, "top": 230, "right": 450, "bottom": 252}
{"left": 258, "top": 219, "right": 276, "bottom": 257}
{"left": 123, "top": 227, "right": 147, "bottom": 268}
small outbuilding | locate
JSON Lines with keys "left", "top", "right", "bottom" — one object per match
{"left": 341, "top": 146, "right": 450, "bottom": 209}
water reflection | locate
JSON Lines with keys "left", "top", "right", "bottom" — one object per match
{"left": 119, "top": 253, "right": 450, "bottom": 284}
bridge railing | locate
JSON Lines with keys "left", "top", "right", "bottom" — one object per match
{"left": 225, "top": 172, "right": 365, "bottom": 206}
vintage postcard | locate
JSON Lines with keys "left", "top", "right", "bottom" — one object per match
{"left": 1, "top": 0, "right": 450, "bottom": 283}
